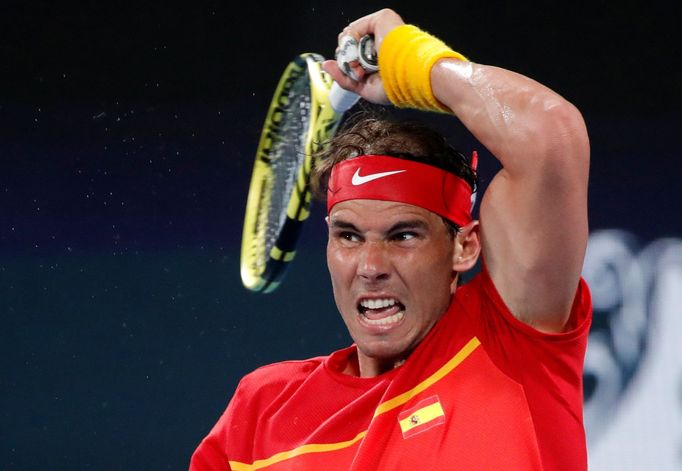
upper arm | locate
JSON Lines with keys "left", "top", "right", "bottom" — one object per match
{"left": 480, "top": 100, "right": 590, "bottom": 332}
{"left": 429, "top": 59, "right": 590, "bottom": 332}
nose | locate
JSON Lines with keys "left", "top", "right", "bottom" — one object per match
{"left": 357, "top": 241, "right": 391, "bottom": 282}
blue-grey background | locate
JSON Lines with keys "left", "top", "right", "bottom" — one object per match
{"left": 1, "top": 1, "right": 680, "bottom": 469}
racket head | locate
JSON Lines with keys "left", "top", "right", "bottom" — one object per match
{"left": 240, "top": 53, "right": 344, "bottom": 293}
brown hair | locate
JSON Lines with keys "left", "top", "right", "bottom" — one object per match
{"left": 311, "top": 107, "right": 478, "bottom": 211}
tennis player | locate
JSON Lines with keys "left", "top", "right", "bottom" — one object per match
{"left": 190, "top": 8, "right": 592, "bottom": 470}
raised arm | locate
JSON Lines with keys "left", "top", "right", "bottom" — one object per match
{"left": 324, "top": 8, "right": 590, "bottom": 333}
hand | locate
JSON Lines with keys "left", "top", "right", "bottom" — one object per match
{"left": 322, "top": 8, "right": 405, "bottom": 105}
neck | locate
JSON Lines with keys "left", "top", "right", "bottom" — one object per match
{"left": 356, "top": 351, "right": 407, "bottom": 377}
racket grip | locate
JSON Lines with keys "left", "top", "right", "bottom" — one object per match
{"left": 329, "top": 82, "right": 361, "bottom": 114}
{"left": 330, "top": 34, "right": 377, "bottom": 113}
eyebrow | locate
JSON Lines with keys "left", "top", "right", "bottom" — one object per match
{"left": 329, "top": 219, "right": 359, "bottom": 231}
{"left": 329, "top": 218, "right": 428, "bottom": 233}
{"left": 387, "top": 220, "right": 429, "bottom": 233}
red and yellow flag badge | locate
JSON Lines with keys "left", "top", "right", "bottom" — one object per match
{"left": 397, "top": 395, "right": 446, "bottom": 439}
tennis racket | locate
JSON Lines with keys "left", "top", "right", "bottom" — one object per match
{"left": 240, "top": 38, "right": 376, "bottom": 293}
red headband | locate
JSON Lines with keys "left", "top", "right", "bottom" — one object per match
{"left": 327, "top": 154, "right": 476, "bottom": 227}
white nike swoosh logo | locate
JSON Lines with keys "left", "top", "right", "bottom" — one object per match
{"left": 351, "top": 168, "right": 406, "bottom": 185}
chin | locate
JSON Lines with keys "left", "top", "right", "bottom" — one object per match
{"left": 357, "top": 339, "right": 412, "bottom": 361}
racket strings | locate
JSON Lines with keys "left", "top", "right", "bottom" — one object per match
{"left": 263, "top": 76, "right": 312, "bottom": 254}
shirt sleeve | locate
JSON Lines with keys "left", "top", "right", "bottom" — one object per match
{"left": 463, "top": 260, "right": 593, "bottom": 385}
{"left": 188, "top": 381, "right": 247, "bottom": 471}
{"left": 189, "top": 430, "right": 233, "bottom": 471}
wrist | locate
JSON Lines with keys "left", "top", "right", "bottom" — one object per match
{"left": 378, "top": 24, "right": 468, "bottom": 113}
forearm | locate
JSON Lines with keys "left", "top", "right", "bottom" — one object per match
{"left": 431, "top": 58, "right": 589, "bottom": 177}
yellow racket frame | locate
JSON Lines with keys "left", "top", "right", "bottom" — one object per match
{"left": 240, "top": 53, "right": 345, "bottom": 293}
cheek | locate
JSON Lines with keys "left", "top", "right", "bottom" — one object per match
{"left": 327, "top": 246, "right": 353, "bottom": 290}
{"left": 327, "top": 252, "right": 358, "bottom": 324}
{"left": 402, "top": 249, "right": 454, "bottom": 292}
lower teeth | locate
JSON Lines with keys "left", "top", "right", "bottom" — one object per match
{"left": 363, "top": 311, "right": 404, "bottom": 326}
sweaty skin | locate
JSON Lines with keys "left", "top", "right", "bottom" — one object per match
{"left": 327, "top": 200, "right": 478, "bottom": 377}
{"left": 324, "top": 8, "right": 590, "bottom": 333}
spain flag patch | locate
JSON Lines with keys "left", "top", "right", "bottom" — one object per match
{"left": 397, "top": 395, "right": 446, "bottom": 439}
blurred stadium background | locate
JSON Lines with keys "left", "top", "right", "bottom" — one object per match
{"left": 2, "top": 2, "right": 680, "bottom": 469}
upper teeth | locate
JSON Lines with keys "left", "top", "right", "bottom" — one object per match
{"left": 360, "top": 298, "right": 397, "bottom": 310}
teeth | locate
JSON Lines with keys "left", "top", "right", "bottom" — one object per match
{"left": 360, "top": 298, "right": 397, "bottom": 310}
{"left": 363, "top": 311, "right": 404, "bottom": 326}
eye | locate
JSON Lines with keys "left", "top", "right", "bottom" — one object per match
{"left": 337, "top": 231, "right": 362, "bottom": 242}
{"left": 392, "top": 231, "right": 417, "bottom": 241}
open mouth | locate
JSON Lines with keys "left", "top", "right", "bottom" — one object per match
{"left": 357, "top": 297, "right": 406, "bottom": 326}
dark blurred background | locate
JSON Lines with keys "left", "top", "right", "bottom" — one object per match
{"left": 1, "top": 1, "right": 680, "bottom": 469}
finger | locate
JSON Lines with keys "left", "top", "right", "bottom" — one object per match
{"left": 346, "top": 9, "right": 404, "bottom": 49}
{"left": 335, "top": 34, "right": 361, "bottom": 80}
{"left": 337, "top": 25, "right": 360, "bottom": 43}
{"left": 322, "top": 60, "right": 361, "bottom": 92}
{"left": 344, "top": 12, "right": 376, "bottom": 39}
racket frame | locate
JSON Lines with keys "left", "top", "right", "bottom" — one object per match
{"left": 240, "top": 53, "right": 356, "bottom": 293}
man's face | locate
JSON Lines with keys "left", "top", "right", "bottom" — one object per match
{"left": 327, "top": 199, "right": 457, "bottom": 376}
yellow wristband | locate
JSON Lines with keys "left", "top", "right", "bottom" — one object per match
{"left": 379, "top": 24, "right": 468, "bottom": 113}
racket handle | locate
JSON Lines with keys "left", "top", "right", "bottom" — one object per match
{"left": 329, "top": 34, "right": 377, "bottom": 114}
{"left": 329, "top": 82, "right": 361, "bottom": 114}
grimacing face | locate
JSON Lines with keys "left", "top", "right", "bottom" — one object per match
{"left": 326, "top": 199, "right": 458, "bottom": 376}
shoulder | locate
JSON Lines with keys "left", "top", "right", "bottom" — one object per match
{"left": 234, "top": 355, "right": 328, "bottom": 402}
{"left": 454, "top": 264, "right": 592, "bottom": 339}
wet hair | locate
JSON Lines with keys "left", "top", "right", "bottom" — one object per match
{"left": 311, "top": 107, "right": 478, "bottom": 233}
